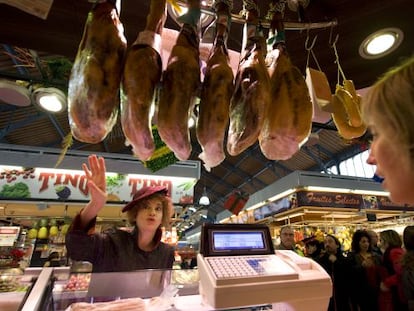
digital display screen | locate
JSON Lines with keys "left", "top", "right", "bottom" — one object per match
{"left": 213, "top": 231, "right": 265, "bottom": 251}
{"left": 200, "top": 224, "right": 274, "bottom": 257}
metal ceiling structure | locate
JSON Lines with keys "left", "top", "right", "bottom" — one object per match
{"left": 0, "top": 0, "right": 413, "bottom": 228}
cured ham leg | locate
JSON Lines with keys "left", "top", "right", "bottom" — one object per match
{"left": 121, "top": 0, "right": 167, "bottom": 161}
{"left": 226, "top": 0, "right": 271, "bottom": 156}
{"left": 259, "top": 1, "right": 312, "bottom": 160}
{"left": 196, "top": 0, "right": 234, "bottom": 170}
{"left": 68, "top": 0, "right": 127, "bottom": 143}
{"left": 157, "top": 0, "right": 201, "bottom": 161}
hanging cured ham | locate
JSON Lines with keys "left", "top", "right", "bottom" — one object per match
{"left": 68, "top": 0, "right": 127, "bottom": 143}
{"left": 196, "top": 0, "right": 234, "bottom": 170}
{"left": 226, "top": 0, "right": 271, "bottom": 156}
{"left": 259, "top": 1, "right": 312, "bottom": 160}
{"left": 157, "top": 0, "right": 201, "bottom": 161}
{"left": 121, "top": 0, "right": 167, "bottom": 161}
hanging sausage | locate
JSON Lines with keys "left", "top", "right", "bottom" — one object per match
{"left": 196, "top": 0, "right": 234, "bottom": 170}
{"left": 226, "top": 0, "right": 271, "bottom": 156}
{"left": 68, "top": 0, "right": 127, "bottom": 144}
{"left": 157, "top": 0, "right": 201, "bottom": 161}
{"left": 121, "top": 0, "right": 167, "bottom": 161}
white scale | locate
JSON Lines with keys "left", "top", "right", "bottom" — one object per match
{"left": 197, "top": 224, "right": 332, "bottom": 310}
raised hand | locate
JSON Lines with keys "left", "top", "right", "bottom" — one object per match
{"left": 81, "top": 155, "right": 108, "bottom": 222}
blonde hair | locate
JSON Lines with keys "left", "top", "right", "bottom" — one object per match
{"left": 362, "top": 56, "right": 414, "bottom": 168}
{"left": 126, "top": 193, "right": 174, "bottom": 228}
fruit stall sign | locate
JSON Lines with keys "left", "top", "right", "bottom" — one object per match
{"left": 0, "top": 226, "right": 20, "bottom": 246}
{"left": 0, "top": 165, "right": 196, "bottom": 205}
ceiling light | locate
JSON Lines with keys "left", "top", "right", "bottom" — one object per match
{"left": 359, "top": 27, "right": 403, "bottom": 59}
{"left": 33, "top": 87, "right": 67, "bottom": 113}
{"left": 167, "top": 1, "right": 214, "bottom": 29}
{"left": 199, "top": 186, "right": 210, "bottom": 206}
{"left": 0, "top": 80, "right": 31, "bottom": 107}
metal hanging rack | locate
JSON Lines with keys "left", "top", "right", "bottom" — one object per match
{"left": 173, "top": 0, "right": 338, "bottom": 31}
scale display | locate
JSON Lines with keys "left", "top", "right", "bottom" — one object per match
{"left": 212, "top": 231, "right": 265, "bottom": 252}
{"left": 200, "top": 223, "right": 274, "bottom": 257}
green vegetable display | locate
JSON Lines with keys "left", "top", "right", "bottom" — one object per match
{"left": 0, "top": 182, "right": 31, "bottom": 198}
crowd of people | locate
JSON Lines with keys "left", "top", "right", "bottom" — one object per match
{"left": 276, "top": 224, "right": 414, "bottom": 311}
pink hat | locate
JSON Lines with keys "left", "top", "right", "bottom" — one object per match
{"left": 122, "top": 186, "right": 168, "bottom": 212}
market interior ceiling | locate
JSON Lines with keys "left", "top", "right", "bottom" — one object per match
{"left": 0, "top": 0, "right": 412, "bottom": 228}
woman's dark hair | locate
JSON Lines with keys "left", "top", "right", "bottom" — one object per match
{"left": 325, "top": 234, "right": 342, "bottom": 254}
{"left": 403, "top": 225, "right": 414, "bottom": 250}
{"left": 402, "top": 226, "right": 414, "bottom": 270}
{"left": 351, "top": 230, "right": 372, "bottom": 253}
{"left": 305, "top": 238, "right": 323, "bottom": 257}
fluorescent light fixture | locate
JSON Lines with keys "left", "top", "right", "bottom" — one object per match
{"left": 321, "top": 212, "right": 358, "bottom": 219}
{"left": 304, "top": 186, "right": 389, "bottom": 197}
{"left": 359, "top": 27, "right": 403, "bottom": 59}
{"left": 274, "top": 212, "right": 305, "bottom": 221}
{"left": 33, "top": 87, "right": 67, "bottom": 113}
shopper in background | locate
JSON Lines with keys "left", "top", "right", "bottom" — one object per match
{"left": 65, "top": 154, "right": 175, "bottom": 272}
{"left": 367, "top": 229, "right": 382, "bottom": 256}
{"left": 401, "top": 225, "right": 414, "bottom": 310}
{"left": 318, "top": 234, "right": 352, "bottom": 311}
{"left": 347, "top": 229, "right": 382, "bottom": 311}
{"left": 378, "top": 229, "right": 407, "bottom": 311}
{"left": 363, "top": 56, "right": 414, "bottom": 206}
{"left": 303, "top": 237, "right": 324, "bottom": 261}
{"left": 275, "top": 226, "right": 304, "bottom": 256}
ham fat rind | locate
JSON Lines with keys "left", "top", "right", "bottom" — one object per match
{"left": 68, "top": 0, "right": 127, "bottom": 143}
{"left": 121, "top": 0, "right": 167, "bottom": 161}
{"left": 157, "top": 1, "right": 201, "bottom": 161}
{"left": 197, "top": 1, "right": 234, "bottom": 169}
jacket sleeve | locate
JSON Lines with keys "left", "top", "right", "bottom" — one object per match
{"left": 383, "top": 247, "right": 405, "bottom": 288}
{"left": 65, "top": 210, "right": 104, "bottom": 264}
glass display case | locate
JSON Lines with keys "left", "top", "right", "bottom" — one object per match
{"left": 14, "top": 267, "right": 272, "bottom": 310}
{"left": 0, "top": 267, "right": 42, "bottom": 311}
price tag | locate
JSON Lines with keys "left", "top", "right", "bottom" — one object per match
{"left": 0, "top": 226, "right": 20, "bottom": 246}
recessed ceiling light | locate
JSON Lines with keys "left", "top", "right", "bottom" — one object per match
{"left": 359, "top": 27, "right": 403, "bottom": 59}
{"left": 33, "top": 87, "right": 67, "bottom": 113}
{"left": 0, "top": 80, "right": 31, "bottom": 107}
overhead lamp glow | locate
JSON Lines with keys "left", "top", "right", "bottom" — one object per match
{"left": 167, "top": 1, "right": 214, "bottom": 28}
{"left": 359, "top": 28, "right": 403, "bottom": 59}
{"left": 33, "top": 87, "right": 67, "bottom": 113}
{"left": 199, "top": 186, "right": 210, "bottom": 206}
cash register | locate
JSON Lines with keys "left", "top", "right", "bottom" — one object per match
{"left": 197, "top": 223, "right": 332, "bottom": 310}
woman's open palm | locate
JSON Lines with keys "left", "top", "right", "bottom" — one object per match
{"left": 82, "top": 154, "right": 107, "bottom": 207}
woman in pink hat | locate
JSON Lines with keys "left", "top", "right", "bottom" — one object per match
{"left": 65, "top": 154, "right": 175, "bottom": 272}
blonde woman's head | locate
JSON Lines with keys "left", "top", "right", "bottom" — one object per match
{"left": 362, "top": 57, "right": 414, "bottom": 168}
